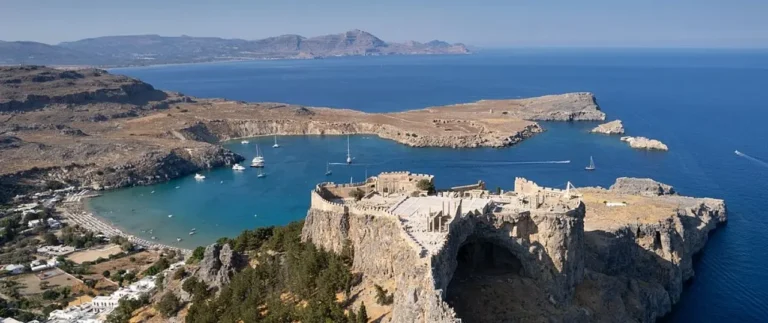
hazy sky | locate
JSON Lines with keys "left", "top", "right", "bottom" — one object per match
{"left": 0, "top": 0, "right": 766, "bottom": 48}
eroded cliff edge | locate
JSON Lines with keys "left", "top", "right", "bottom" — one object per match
{"left": 301, "top": 173, "right": 726, "bottom": 322}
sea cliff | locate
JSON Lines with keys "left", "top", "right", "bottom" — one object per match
{"left": 301, "top": 174, "right": 726, "bottom": 322}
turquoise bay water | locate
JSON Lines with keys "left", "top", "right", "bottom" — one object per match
{"left": 94, "top": 50, "right": 768, "bottom": 321}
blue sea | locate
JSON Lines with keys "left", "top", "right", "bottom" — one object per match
{"left": 96, "top": 49, "right": 768, "bottom": 321}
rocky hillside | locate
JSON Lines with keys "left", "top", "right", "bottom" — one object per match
{"left": 0, "top": 65, "right": 169, "bottom": 112}
{"left": 0, "top": 30, "right": 469, "bottom": 66}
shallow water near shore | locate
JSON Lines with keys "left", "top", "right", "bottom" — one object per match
{"left": 94, "top": 50, "right": 768, "bottom": 321}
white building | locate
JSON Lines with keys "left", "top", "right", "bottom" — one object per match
{"left": 48, "top": 275, "right": 158, "bottom": 322}
{"left": 3, "top": 264, "right": 25, "bottom": 275}
{"left": 30, "top": 258, "right": 59, "bottom": 272}
{"left": 37, "top": 245, "right": 75, "bottom": 256}
{"left": 26, "top": 218, "right": 61, "bottom": 229}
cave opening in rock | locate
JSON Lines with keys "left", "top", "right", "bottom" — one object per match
{"left": 446, "top": 237, "right": 548, "bottom": 323}
{"left": 453, "top": 238, "right": 523, "bottom": 277}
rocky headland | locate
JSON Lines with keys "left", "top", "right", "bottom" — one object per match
{"left": 0, "top": 66, "right": 604, "bottom": 202}
{"left": 590, "top": 119, "right": 625, "bottom": 134}
{"left": 621, "top": 136, "right": 669, "bottom": 151}
{"left": 300, "top": 173, "right": 726, "bottom": 322}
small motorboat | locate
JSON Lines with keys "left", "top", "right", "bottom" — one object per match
{"left": 189, "top": 231, "right": 195, "bottom": 235}
{"left": 257, "top": 169, "right": 266, "bottom": 178}
{"left": 241, "top": 140, "right": 249, "bottom": 144}
{"left": 176, "top": 237, "right": 183, "bottom": 242}
{"left": 168, "top": 214, "right": 173, "bottom": 218}
{"left": 194, "top": 173, "right": 206, "bottom": 180}
{"left": 232, "top": 163, "right": 246, "bottom": 171}
{"left": 151, "top": 236, "right": 157, "bottom": 240}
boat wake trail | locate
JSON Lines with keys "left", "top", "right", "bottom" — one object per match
{"left": 449, "top": 160, "right": 571, "bottom": 166}
{"left": 735, "top": 150, "right": 768, "bottom": 168}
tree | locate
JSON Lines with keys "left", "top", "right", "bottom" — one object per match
{"left": 120, "top": 241, "right": 134, "bottom": 252}
{"left": 187, "top": 246, "right": 205, "bottom": 264}
{"left": 43, "top": 232, "right": 59, "bottom": 246}
{"left": 172, "top": 268, "right": 186, "bottom": 280}
{"left": 351, "top": 188, "right": 365, "bottom": 201}
{"left": 155, "top": 292, "right": 181, "bottom": 317}
{"left": 155, "top": 274, "right": 165, "bottom": 291}
{"left": 416, "top": 179, "right": 435, "bottom": 194}
{"left": 357, "top": 302, "right": 368, "bottom": 323}
{"left": 102, "top": 270, "right": 110, "bottom": 278}
{"left": 374, "top": 284, "right": 393, "bottom": 305}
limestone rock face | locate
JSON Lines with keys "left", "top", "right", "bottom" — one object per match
{"left": 194, "top": 243, "right": 247, "bottom": 291}
{"left": 590, "top": 119, "right": 625, "bottom": 134}
{"left": 579, "top": 179, "right": 726, "bottom": 322}
{"left": 621, "top": 136, "right": 669, "bottom": 151}
{"left": 609, "top": 177, "right": 676, "bottom": 196}
{"left": 302, "top": 198, "right": 586, "bottom": 322}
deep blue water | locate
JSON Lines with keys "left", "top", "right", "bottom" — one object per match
{"left": 96, "top": 50, "right": 768, "bottom": 321}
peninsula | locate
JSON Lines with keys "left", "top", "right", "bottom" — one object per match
{"left": 0, "top": 66, "right": 604, "bottom": 202}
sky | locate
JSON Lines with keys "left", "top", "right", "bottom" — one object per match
{"left": 0, "top": 0, "right": 766, "bottom": 48}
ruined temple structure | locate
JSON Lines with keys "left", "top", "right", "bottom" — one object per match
{"left": 302, "top": 171, "right": 727, "bottom": 323}
{"left": 303, "top": 171, "right": 587, "bottom": 322}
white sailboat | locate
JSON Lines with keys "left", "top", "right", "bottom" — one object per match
{"left": 251, "top": 144, "right": 265, "bottom": 168}
{"left": 325, "top": 162, "right": 332, "bottom": 176}
{"left": 346, "top": 135, "right": 352, "bottom": 164}
{"left": 257, "top": 168, "right": 266, "bottom": 178}
{"left": 272, "top": 134, "right": 280, "bottom": 148}
{"left": 585, "top": 156, "right": 596, "bottom": 171}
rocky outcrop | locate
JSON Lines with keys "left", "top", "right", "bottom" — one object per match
{"left": 621, "top": 136, "right": 669, "bottom": 151}
{"left": 590, "top": 119, "right": 625, "bottom": 134}
{"left": 193, "top": 243, "right": 247, "bottom": 292}
{"left": 608, "top": 177, "right": 676, "bottom": 196}
{"left": 579, "top": 178, "right": 726, "bottom": 321}
{"left": 302, "top": 185, "right": 587, "bottom": 323}
{"left": 302, "top": 175, "right": 726, "bottom": 323}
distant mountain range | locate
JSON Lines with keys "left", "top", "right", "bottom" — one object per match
{"left": 0, "top": 29, "right": 469, "bottom": 67}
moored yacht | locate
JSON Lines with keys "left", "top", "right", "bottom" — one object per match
{"left": 346, "top": 135, "right": 352, "bottom": 164}
{"left": 241, "top": 140, "right": 249, "bottom": 144}
{"left": 585, "top": 156, "right": 596, "bottom": 171}
{"left": 251, "top": 144, "right": 265, "bottom": 168}
{"left": 272, "top": 134, "right": 280, "bottom": 148}
{"left": 232, "top": 163, "right": 245, "bottom": 171}
{"left": 194, "top": 173, "right": 206, "bottom": 180}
